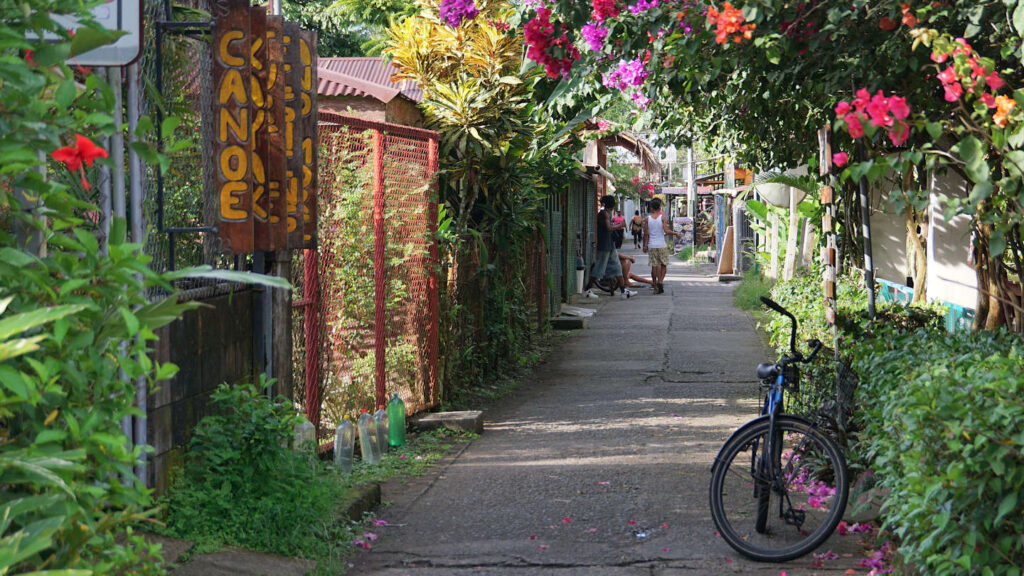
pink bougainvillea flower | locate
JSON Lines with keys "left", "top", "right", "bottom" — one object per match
{"left": 628, "top": 520, "right": 637, "bottom": 525}
{"left": 372, "top": 519, "right": 389, "bottom": 526}
{"left": 943, "top": 82, "right": 963, "bottom": 102}
{"left": 835, "top": 101, "right": 852, "bottom": 116}
{"left": 985, "top": 72, "right": 1005, "bottom": 91}
{"left": 852, "top": 88, "right": 871, "bottom": 112}
{"left": 628, "top": 0, "right": 659, "bottom": 16}
{"left": 598, "top": 480, "right": 611, "bottom": 485}
{"left": 529, "top": 534, "right": 537, "bottom": 540}
{"left": 866, "top": 91, "right": 893, "bottom": 127}
{"left": 562, "top": 517, "right": 573, "bottom": 524}
{"left": 363, "top": 532, "right": 378, "bottom": 541}
{"left": 538, "top": 544, "right": 549, "bottom": 551}
{"left": 889, "top": 121, "right": 911, "bottom": 146}
{"left": 833, "top": 152, "right": 849, "bottom": 167}
{"left": 930, "top": 50, "right": 949, "bottom": 63}
{"left": 661, "top": 547, "right": 671, "bottom": 552}
{"left": 889, "top": 95, "right": 910, "bottom": 120}
{"left": 937, "top": 66, "right": 958, "bottom": 85}
{"left": 980, "top": 92, "right": 997, "bottom": 108}
{"left": 581, "top": 22, "right": 609, "bottom": 51}
{"left": 844, "top": 113, "right": 865, "bottom": 138}
{"left": 52, "top": 133, "right": 109, "bottom": 190}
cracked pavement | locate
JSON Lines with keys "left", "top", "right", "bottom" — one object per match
{"left": 348, "top": 248, "right": 870, "bottom": 575}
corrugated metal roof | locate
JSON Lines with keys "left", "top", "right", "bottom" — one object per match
{"left": 317, "top": 57, "right": 423, "bottom": 103}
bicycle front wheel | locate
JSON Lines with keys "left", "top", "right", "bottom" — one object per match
{"left": 709, "top": 416, "right": 848, "bottom": 562}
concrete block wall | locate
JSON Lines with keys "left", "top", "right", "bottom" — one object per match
{"left": 148, "top": 287, "right": 257, "bottom": 494}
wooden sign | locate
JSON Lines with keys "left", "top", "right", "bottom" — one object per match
{"left": 283, "top": 21, "right": 305, "bottom": 249}
{"left": 212, "top": 0, "right": 254, "bottom": 254}
{"left": 252, "top": 8, "right": 287, "bottom": 251}
{"left": 211, "top": 4, "right": 316, "bottom": 254}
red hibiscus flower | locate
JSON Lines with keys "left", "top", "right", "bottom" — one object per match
{"left": 52, "top": 133, "right": 108, "bottom": 190}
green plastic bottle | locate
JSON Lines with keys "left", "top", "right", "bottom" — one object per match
{"left": 387, "top": 393, "right": 406, "bottom": 447}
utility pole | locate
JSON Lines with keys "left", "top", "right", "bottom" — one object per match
{"left": 686, "top": 147, "right": 696, "bottom": 219}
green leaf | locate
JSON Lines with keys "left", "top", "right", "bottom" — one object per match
{"left": 164, "top": 266, "right": 292, "bottom": 289}
{"left": 996, "top": 491, "right": 1017, "bottom": 523}
{"left": 54, "top": 79, "right": 76, "bottom": 109}
{"left": 0, "top": 305, "right": 86, "bottom": 342}
{"left": 958, "top": 136, "right": 990, "bottom": 183}
{"left": 69, "top": 26, "right": 128, "bottom": 58}
{"left": 1014, "top": 1, "right": 1024, "bottom": 35}
{"left": 990, "top": 228, "right": 1006, "bottom": 257}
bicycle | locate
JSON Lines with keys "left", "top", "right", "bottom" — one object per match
{"left": 708, "top": 296, "right": 849, "bottom": 562}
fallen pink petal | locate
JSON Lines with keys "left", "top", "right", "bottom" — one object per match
{"left": 661, "top": 547, "right": 671, "bottom": 552}
{"left": 628, "top": 520, "right": 637, "bottom": 525}
{"left": 363, "top": 532, "right": 378, "bottom": 541}
{"left": 529, "top": 535, "right": 537, "bottom": 540}
{"left": 538, "top": 544, "right": 549, "bottom": 551}
{"left": 372, "top": 519, "right": 388, "bottom": 526}
{"left": 562, "top": 517, "right": 572, "bottom": 524}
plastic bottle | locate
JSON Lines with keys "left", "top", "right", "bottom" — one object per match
{"left": 373, "top": 406, "right": 389, "bottom": 455}
{"left": 333, "top": 419, "right": 356, "bottom": 473}
{"left": 387, "top": 392, "right": 406, "bottom": 447}
{"left": 357, "top": 409, "right": 380, "bottom": 464}
{"left": 293, "top": 416, "right": 316, "bottom": 452}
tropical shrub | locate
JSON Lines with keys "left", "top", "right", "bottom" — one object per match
{"left": 853, "top": 330, "right": 1024, "bottom": 575}
{"left": 160, "top": 383, "right": 352, "bottom": 565}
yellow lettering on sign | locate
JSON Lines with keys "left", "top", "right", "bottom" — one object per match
{"left": 301, "top": 93, "right": 311, "bottom": 115}
{"left": 220, "top": 182, "right": 248, "bottom": 221}
{"left": 252, "top": 152, "right": 265, "bottom": 183}
{"left": 219, "top": 107, "right": 249, "bottom": 143}
{"left": 250, "top": 37, "right": 264, "bottom": 70}
{"left": 253, "top": 185, "right": 268, "bottom": 219}
{"left": 300, "top": 39, "right": 311, "bottom": 90}
{"left": 285, "top": 173, "right": 298, "bottom": 233}
{"left": 219, "top": 69, "right": 248, "bottom": 105}
{"left": 251, "top": 77, "right": 265, "bottom": 109}
{"left": 220, "top": 145, "right": 248, "bottom": 181}
{"left": 302, "top": 137, "right": 312, "bottom": 164}
{"left": 268, "top": 181, "right": 281, "bottom": 224}
{"left": 219, "top": 30, "right": 245, "bottom": 67}
{"left": 284, "top": 108, "right": 295, "bottom": 157}
{"left": 253, "top": 109, "right": 265, "bottom": 134}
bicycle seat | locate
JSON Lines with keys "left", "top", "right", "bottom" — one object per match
{"left": 756, "top": 363, "right": 779, "bottom": 379}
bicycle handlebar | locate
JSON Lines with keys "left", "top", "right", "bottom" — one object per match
{"left": 760, "top": 297, "right": 823, "bottom": 366}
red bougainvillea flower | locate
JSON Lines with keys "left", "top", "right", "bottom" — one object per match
{"left": 878, "top": 16, "right": 897, "bottom": 31}
{"left": 980, "top": 92, "right": 997, "bottom": 108}
{"left": 52, "top": 133, "right": 108, "bottom": 190}
{"left": 834, "top": 101, "right": 852, "bottom": 116}
{"left": 24, "top": 49, "right": 35, "bottom": 67}
{"left": 592, "top": 0, "right": 619, "bottom": 22}
{"left": 832, "top": 152, "right": 849, "bottom": 167}
{"left": 942, "top": 82, "right": 963, "bottom": 102}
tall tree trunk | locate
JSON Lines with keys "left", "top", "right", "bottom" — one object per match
{"left": 973, "top": 220, "right": 1007, "bottom": 330}
{"left": 906, "top": 210, "right": 927, "bottom": 303}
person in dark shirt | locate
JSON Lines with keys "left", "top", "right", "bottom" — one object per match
{"left": 585, "top": 195, "right": 637, "bottom": 299}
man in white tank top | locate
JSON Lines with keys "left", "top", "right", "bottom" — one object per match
{"left": 642, "top": 197, "right": 681, "bottom": 294}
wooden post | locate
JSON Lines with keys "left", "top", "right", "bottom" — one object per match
{"left": 800, "top": 218, "right": 816, "bottom": 269}
{"left": 769, "top": 212, "right": 780, "bottom": 282}
{"left": 372, "top": 129, "right": 387, "bottom": 408}
{"left": 783, "top": 187, "right": 800, "bottom": 280}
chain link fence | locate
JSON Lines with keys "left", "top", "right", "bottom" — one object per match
{"left": 293, "top": 112, "right": 439, "bottom": 441}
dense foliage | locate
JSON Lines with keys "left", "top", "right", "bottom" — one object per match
{"left": 385, "top": 0, "right": 582, "bottom": 396}
{"left": 854, "top": 330, "right": 1024, "bottom": 575}
{"left": 160, "top": 383, "right": 352, "bottom": 567}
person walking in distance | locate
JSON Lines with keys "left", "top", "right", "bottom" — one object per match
{"left": 642, "top": 197, "right": 680, "bottom": 294}
{"left": 630, "top": 210, "right": 644, "bottom": 249}
{"left": 586, "top": 195, "right": 637, "bottom": 299}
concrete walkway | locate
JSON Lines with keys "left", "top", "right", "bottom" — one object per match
{"left": 349, "top": 247, "right": 870, "bottom": 575}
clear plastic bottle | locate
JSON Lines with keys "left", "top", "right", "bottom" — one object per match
{"left": 357, "top": 409, "right": 380, "bottom": 464}
{"left": 373, "top": 406, "right": 389, "bottom": 455}
{"left": 294, "top": 416, "right": 316, "bottom": 452}
{"left": 333, "top": 419, "right": 356, "bottom": 473}
{"left": 387, "top": 392, "right": 406, "bottom": 447}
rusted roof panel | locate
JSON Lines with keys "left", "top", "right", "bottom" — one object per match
{"left": 317, "top": 57, "right": 423, "bottom": 103}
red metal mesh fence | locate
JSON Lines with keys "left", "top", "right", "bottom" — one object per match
{"left": 293, "top": 112, "right": 439, "bottom": 441}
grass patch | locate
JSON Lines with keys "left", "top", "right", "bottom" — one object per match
{"left": 733, "top": 271, "right": 772, "bottom": 310}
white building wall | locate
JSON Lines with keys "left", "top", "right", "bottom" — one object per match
{"left": 870, "top": 187, "right": 909, "bottom": 286}
{"left": 927, "top": 172, "right": 977, "bottom": 309}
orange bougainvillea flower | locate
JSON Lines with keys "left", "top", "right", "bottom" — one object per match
{"left": 993, "top": 95, "right": 1017, "bottom": 128}
{"left": 900, "top": 4, "right": 918, "bottom": 27}
{"left": 707, "top": 2, "right": 755, "bottom": 45}
{"left": 52, "top": 133, "right": 108, "bottom": 190}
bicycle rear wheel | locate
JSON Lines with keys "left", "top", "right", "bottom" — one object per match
{"left": 709, "top": 416, "right": 848, "bottom": 562}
